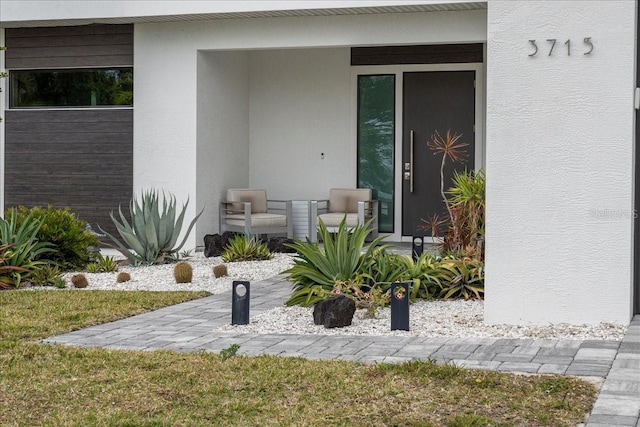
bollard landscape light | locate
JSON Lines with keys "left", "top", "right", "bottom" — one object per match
{"left": 232, "top": 280, "right": 250, "bottom": 325}
{"left": 390, "top": 282, "right": 410, "bottom": 331}
{"left": 412, "top": 235, "right": 424, "bottom": 261}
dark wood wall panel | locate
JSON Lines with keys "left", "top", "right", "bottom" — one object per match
{"left": 351, "top": 44, "right": 484, "bottom": 65}
{"left": 4, "top": 109, "right": 133, "bottom": 237}
{"left": 5, "top": 24, "right": 133, "bottom": 69}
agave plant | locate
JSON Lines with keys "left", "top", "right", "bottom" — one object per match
{"left": 99, "top": 189, "right": 204, "bottom": 265}
{"left": 284, "top": 218, "right": 388, "bottom": 306}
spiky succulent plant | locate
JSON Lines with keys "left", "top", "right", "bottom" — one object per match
{"left": 99, "top": 189, "right": 204, "bottom": 265}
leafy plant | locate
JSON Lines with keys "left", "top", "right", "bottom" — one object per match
{"left": 0, "top": 244, "right": 30, "bottom": 290}
{"left": 99, "top": 189, "right": 204, "bottom": 265}
{"left": 438, "top": 256, "right": 484, "bottom": 300}
{"left": 284, "top": 218, "right": 388, "bottom": 307}
{"left": 420, "top": 129, "right": 485, "bottom": 261}
{"left": 29, "top": 264, "right": 66, "bottom": 288}
{"left": 85, "top": 254, "right": 119, "bottom": 273}
{"left": 0, "top": 208, "right": 54, "bottom": 288}
{"left": 219, "top": 343, "right": 240, "bottom": 360}
{"left": 221, "top": 234, "right": 273, "bottom": 262}
{"left": 7, "top": 205, "right": 100, "bottom": 270}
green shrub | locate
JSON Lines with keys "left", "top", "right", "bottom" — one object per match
{"left": 29, "top": 264, "right": 66, "bottom": 288}
{"left": 222, "top": 235, "right": 273, "bottom": 262}
{"left": 284, "top": 218, "right": 388, "bottom": 307}
{"left": 7, "top": 205, "right": 99, "bottom": 270}
{"left": 99, "top": 189, "right": 204, "bottom": 265}
{"left": 0, "top": 209, "right": 54, "bottom": 288}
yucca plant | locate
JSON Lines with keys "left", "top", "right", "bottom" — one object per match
{"left": 0, "top": 209, "right": 55, "bottom": 288}
{"left": 221, "top": 234, "right": 273, "bottom": 262}
{"left": 99, "top": 189, "right": 204, "bottom": 265}
{"left": 284, "top": 218, "right": 388, "bottom": 306}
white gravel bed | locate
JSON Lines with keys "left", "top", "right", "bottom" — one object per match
{"left": 32, "top": 252, "right": 626, "bottom": 341}
{"left": 56, "top": 252, "right": 296, "bottom": 294}
{"left": 215, "top": 300, "right": 627, "bottom": 341}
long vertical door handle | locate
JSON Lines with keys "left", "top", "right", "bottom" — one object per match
{"left": 410, "top": 130, "right": 414, "bottom": 193}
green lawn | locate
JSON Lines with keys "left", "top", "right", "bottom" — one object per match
{"left": 0, "top": 291, "right": 597, "bottom": 426}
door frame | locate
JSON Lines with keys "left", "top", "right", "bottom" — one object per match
{"left": 351, "top": 63, "right": 485, "bottom": 242}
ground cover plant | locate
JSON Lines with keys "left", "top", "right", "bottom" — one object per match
{"left": 0, "top": 290, "right": 598, "bottom": 426}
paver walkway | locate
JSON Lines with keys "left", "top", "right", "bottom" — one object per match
{"left": 44, "top": 274, "right": 640, "bottom": 426}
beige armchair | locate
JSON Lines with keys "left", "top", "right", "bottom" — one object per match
{"left": 309, "top": 188, "right": 378, "bottom": 243}
{"left": 219, "top": 189, "right": 293, "bottom": 238}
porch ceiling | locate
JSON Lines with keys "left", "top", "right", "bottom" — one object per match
{"left": 0, "top": 2, "right": 487, "bottom": 28}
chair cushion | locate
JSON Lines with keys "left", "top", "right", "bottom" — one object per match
{"left": 226, "top": 189, "right": 267, "bottom": 214}
{"left": 225, "top": 213, "right": 287, "bottom": 228}
{"left": 318, "top": 212, "right": 360, "bottom": 227}
{"left": 328, "top": 188, "right": 371, "bottom": 213}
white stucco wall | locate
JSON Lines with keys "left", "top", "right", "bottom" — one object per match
{"left": 485, "top": 0, "right": 635, "bottom": 325}
{"left": 133, "top": 9, "right": 486, "bottom": 248}
{"left": 248, "top": 48, "right": 353, "bottom": 201}
{"left": 196, "top": 51, "right": 250, "bottom": 241}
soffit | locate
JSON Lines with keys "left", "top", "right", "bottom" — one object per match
{"left": 0, "top": 2, "right": 487, "bottom": 28}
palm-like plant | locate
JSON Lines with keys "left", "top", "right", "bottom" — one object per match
{"left": 99, "top": 189, "right": 204, "bottom": 265}
{"left": 0, "top": 209, "right": 54, "bottom": 288}
{"left": 284, "top": 218, "right": 388, "bottom": 306}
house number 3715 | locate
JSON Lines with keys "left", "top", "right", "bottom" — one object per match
{"left": 528, "top": 38, "right": 593, "bottom": 57}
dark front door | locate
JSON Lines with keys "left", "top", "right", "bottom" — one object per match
{"left": 402, "top": 71, "right": 476, "bottom": 236}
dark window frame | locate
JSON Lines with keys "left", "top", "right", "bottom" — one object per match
{"left": 9, "top": 67, "right": 134, "bottom": 109}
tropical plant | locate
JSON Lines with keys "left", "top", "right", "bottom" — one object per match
{"left": 402, "top": 251, "right": 450, "bottom": 300}
{"left": 99, "top": 189, "right": 204, "bottom": 265}
{"left": 7, "top": 205, "right": 100, "bottom": 270}
{"left": 0, "top": 209, "right": 55, "bottom": 288}
{"left": 221, "top": 234, "right": 273, "bottom": 262}
{"left": 29, "top": 264, "right": 66, "bottom": 288}
{"left": 421, "top": 129, "right": 485, "bottom": 261}
{"left": 0, "top": 244, "right": 30, "bottom": 289}
{"left": 86, "top": 254, "right": 119, "bottom": 273}
{"left": 438, "top": 256, "right": 484, "bottom": 300}
{"left": 284, "top": 218, "right": 388, "bottom": 307}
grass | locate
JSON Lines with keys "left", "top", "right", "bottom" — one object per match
{"left": 0, "top": 290, "right": 598, "bottom": 426}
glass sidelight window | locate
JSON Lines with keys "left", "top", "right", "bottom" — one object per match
{"left": 357, "top": 74, "right": 395, "bottom": 233}
{"left": 10, "top": 68, "right": 133, "bottom": 108}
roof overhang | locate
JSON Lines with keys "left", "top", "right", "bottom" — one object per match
{"left": 0, "top": 1, "right": 487, "bottom": 28}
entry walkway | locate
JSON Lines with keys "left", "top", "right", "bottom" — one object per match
{"left": 44, "top": 275, "right": 640, "bottom": 426}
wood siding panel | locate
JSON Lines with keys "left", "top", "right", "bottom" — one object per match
{"left": 4, "top": 109, "right": 133, "bottom": 237}
{"left": 351, "top": 44, "right": 484, "bottom": 65}
{"left": 5, "top": 24, "right": 133, "bottom": 69}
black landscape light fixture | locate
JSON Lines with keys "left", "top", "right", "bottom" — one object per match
{"left": 412, "top": 235, "right": 424, "bottom": 261}
{"left": 232, "top": 280, "right": 250, "bottom": 325}
{"left": 390, "top": 282, "right": 410, "bottom": 331}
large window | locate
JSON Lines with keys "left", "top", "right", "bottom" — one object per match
{"left": 10, "top": 68, "right": 133, "bottom": 108}
{"left": 357, "top": 75, "right": 395, "bottom": 233}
